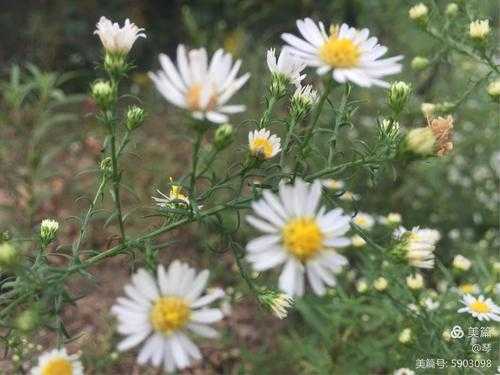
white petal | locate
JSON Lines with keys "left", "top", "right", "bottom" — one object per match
{"left": 190, "top": 308, "right": 224, "bottom": 324}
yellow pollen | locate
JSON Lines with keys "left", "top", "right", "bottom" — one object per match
{"left": 319, "top": 33, "right": 360, "bottom": 68}
{"left": 282, "top": 217, "right": 323, "bottom": 262}
{"left": 186, "top": 84, "right": 218, "bottom": 111}
{"left": 250, "top": 138, "right": 274, "bottom": 159}
{"left": 170, "top": 185, "right": 188, "bottom": 202}
{"left": 470, "top": 300, "right": 490, "bottom": 314}
{"left": 41, "top": 358, "right": 73, "bottom": 375}
{"left": 150, "top": 297, "right": 191, "bottom": 334}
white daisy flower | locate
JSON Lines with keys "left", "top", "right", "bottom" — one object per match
{"left": 30, "top": 348, "right": 83, "bottom": 375}
{"left": 394, "top": 226, "right": 440, "bottom": 269}
{"left": 352, "top": 212, "right": 375, "bottom": 230}
{"left": 458, "top": 294, "right": 500, "bottom": 322}
{"left": 149, "top": 45, "right": 250, "bottom": 124}
{"left": 452, "top": 254, "right": 472, "bottom": 271}
{"left": 267, "top": 48, "right": 306, "bottom": 86}
{"left": 248, "top": 129, "right": 281, "bottom": 159}
{"left": 111, "top": 261, "right": 225, "bottom": 372}
{"left": 94, "top": 16, "right": 146, "bottom": 55}
{"left": 281, "top": 18, "right": 403, "bottom": 87}
{"left": 245, "top": 178, "right": 350, "bottom": 296}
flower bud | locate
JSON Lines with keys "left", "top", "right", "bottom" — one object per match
{"left": 214, "top": 124, "right": 234, "bottom": 150}
{"left": 380, "top": 119, "right": 400, "bottom": 139}
{"left": 351, "top": 234, "right": 366, "bottom": 248}
{"left": 373, "top": 277, "right": 388, "bottom": 291}
{"left": 40, "top": 219, "right": 59, "bottom": 246}
{"left": 269, "top": 73, "right": 289, "bottom": 98}
{"left": 445, "top": 3, "right": 458, "bottom": 17}
{"left": 104, "top": 53, "right": 128, "bottom": 77}
{"left": 399, "top": 328, "right": 412, "bottom": 343}
{"left": 290, "top": 85, "right": 318, "bottom": 119}
{"left": 0, "top": 242, "right": 19, "bottom": 269}
{"left": 411, "top": 56, "right": 429, "bottom": 71}
{"left": 487, "top": 80, "right": 500, "bottom": 99}
{"left": 469, "top": 20, "right": 490, "bottom": 40}
{"left": 388, "top": 81, "right": 411, "bottom": 113}
{"left": 405, "top": 127, "right": 435, "bottom": 156}
{"left": 421, "top": 102, "right": 436, "bottom": 117}
{"left": 15, "top": 308, "right": 40, "bottom": 332}
{"left": 452, "top": 254, "right": 471, "bottom": 271}
{"left": 126, "top": 105, "right": 145, "bottom": 130}
{"left": 406, "top": 273, "right": 425, "bottom": 290}
{"left": 258, "top": 290, "right": 293, "bottom": 319}
{"left": 409, "top": 3, "right": 428, "bottom": 22}
{"left": 91, "top": 81, "right": 113, "bottom": 109}
{"left": 100, "top": 156, "right": 113, "bottom": 177}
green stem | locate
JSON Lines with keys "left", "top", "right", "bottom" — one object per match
{"left": 279, "top": 116, "right": 299, "bottom": 167}
{"left": 259, "top": 95, "right": 277, "bottom": 129}
{"left": 190, "top": 129, "right": 204, "bottom": 200}
{"left": 110, "top": 128, "right": 126, "bottom": 243}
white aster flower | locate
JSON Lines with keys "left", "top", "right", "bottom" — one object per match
{"left": 149, "top": 45, "right": 250, "bottom": 124}
{"left": 267, "top": 48, "right": 306, "bottom": 86}
{"left": 421, "top": 296, "right": 439, "bottom": 311}
{"left": 30, "top": 348, "right": 83, "bottom": 375}
{"left": 111, "top": 261, "right": 225, "bottom": 372}
{"left": 40, "top": 219, "right": 59, "bottom": 244}
{"left": 398, "top": 328, "right": 412, "bottom": 343}
{"left": 94, "top": 16, "right": 145, "bottom": 55}
{"left": 281, "top": 18, "right": 403, "bottom": 87}
{"left": 406, "top": 273, "right": 424, "bottom": 290}
{"left": 352, "top": 212, "right": 375, "bottom": 230}
{"left": 373, "top": 277, "right": 388, "bottom": 291}
{"left": 268, "top": 293, "right": 294, "bottom": 319}
{"left": 457, "top": 283, "right": 480, "bottom": 295}
{"left": 458, "top": 294, "right": 500, "bottom": 322}
{"left": 245, "top": 179, "right": 350, "bottom": 296}
{"left": 452, "top": 254, "right": 472, "bottom": 271}
{"left": 394, "top": 368, "right": 415, "bottom": 375}
{"left": 248, "top": 128, "right": 281, "bottom": 159}
{"left": 395, "top": 226, "right": 440, "bottom": 269}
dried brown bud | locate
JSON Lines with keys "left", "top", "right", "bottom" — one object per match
{"left": 428, "top": 115, "right": 454, "bottom": 156}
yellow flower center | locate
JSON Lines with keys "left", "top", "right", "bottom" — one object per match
{"left": 470, "top": 300, "right": 490, "bottom": 314}
{"left": 186, "top": 84, "right": 218, "bottom": 111}
{"left": 282, "top": 217, "right": 323, "bottom": 262}
{"left": 250, "top": 138, "right": 274, "bottom": 159}
{"left": 319, "top": 32, "right": 360, "bottom": 68}
{"left": 41, "top": 358, "right": 73, "bottom": 375}
{"left": 150, "top": 296, "right": 191, "bottom": 335}
{"left": 170, "top": 185, "right": 189, "bottom": 202}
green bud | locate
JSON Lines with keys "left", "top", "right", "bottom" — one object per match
{"left": 126, "top": 105, "right": 145, "bottom": 130}
{"left": 40, "top": 219, "right": 59, "bottom": 246}
{"left": 445, "top": 3, "right": 458, "bottom": 17}
{"left": 214, "top": 123, "right": 234, "bottom": 150}
{"left": 104, "top": 53, "right": 128, "bottom": 77}
{"left": 91, "top": 81, "right": 113, "bottom": 109}
{"left": 100, "top": 157, "right": 113, "bottom": 177}
{"left": 388, "top": 81, "right": 411, "bottom": 113}
{"left": 290, "top": 85, "right": 318, "bottom": 119}
{"left": 487, "top": 80, "right": 500, "bottom": 100}
{"left": 0, "top": 242, "right": 19, "bottom": 269}
{"left": 15, "top": 308, "right": 40, "bottom": 332}
{"left": 408, "top": 3, "right": 428, "bottom": 23}
{"left": 269, "top": 72, "right": 288, "bottom": 98}
{"left": 405, "top": 127, "right": 436, "bottom": 156}
{"left": 411, "top": 56, "right": 429, "bottom": 71}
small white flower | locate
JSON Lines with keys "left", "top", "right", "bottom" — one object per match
{"left": 111, "top": 261, "right": 225, "bottom": 372}
{"left": 379, "top": 212, "right": 402, "bottom": 225}
{"left": 406, "top": 273, "right": 424, "bottom": 290}
{"left": 408, "top": 3, "right": 428, "bottom": 20}
{"left": 30, "top": 348, "right": 83, "bottom": 375}
{"left": 356, "top": 279, "right": 368, "bottom": 293}
{"left": 282, "top": 18, "right": 402, "bottom": 88}
{"left": 245, "top": 178, "right": 350, "bottom": 296}
{"left": 457, "top": 294, "right": 500, "bottom": 321}
{"left": 395, "top": 226, "right": 440, "bottom": 269}
{"left": 248, "top": 128, "right": 281, "bottom": 159}
{"left": 352, "top": 212, "right": 375, "bottom": 230}
{"left": 398, "top": 328, "right": 412, "bottom": 343}
{"left": 457, "top": 283, "right": 480, "bottom": 295}
{"left": 452, "top": 254, "right": 472, "bottom": 271}
{"left": 487, "top": 80, "right": 500, "bottom": 98}
{"left": 421, "top": 296, "right": 439, "bottom": 311}
{"left": 266, "top": 48, "right": 306, "bottom": 86}
{"left": 469, "top": 20, "right": 490, "bottom": 40}
{"left": 149, "top": 46, "right": 250, "bottom": 124}
{"left": 394, "top": 368, "right": 415, "bottom": 375}
{"left": 94, "top": 16, "right": 145, "bottom": 54}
